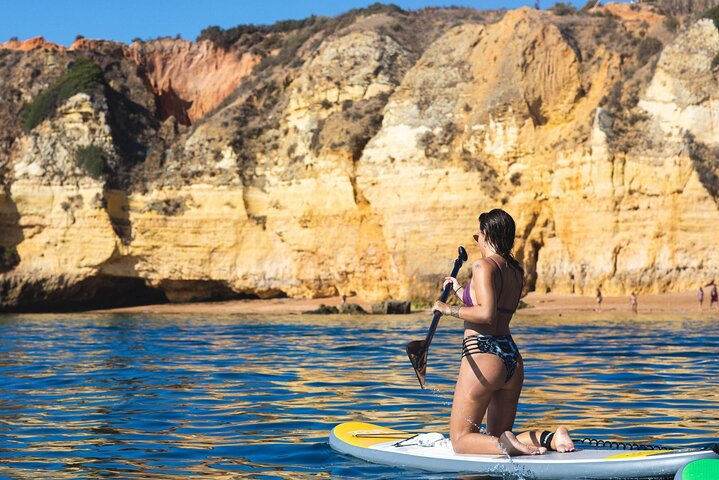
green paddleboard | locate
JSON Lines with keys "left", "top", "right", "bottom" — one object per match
{"left": 674, "top": 458, "right": 719, "bottom": 479}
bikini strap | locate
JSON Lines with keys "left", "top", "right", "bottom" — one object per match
{"left": 513, "top": 268, "right": 524, "bottom": 313}
{"left": 487, "top": 257, "right": 504, "bottom": 302}
{"left": 490, "top": 255, "right": 523, "bottom": 315}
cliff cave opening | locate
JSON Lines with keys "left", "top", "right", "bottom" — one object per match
{"left": 157, "top": 279, "right": 285, "bottom": 303}
{"left": 4, "top": 276, "right": 168, "bottom": 313}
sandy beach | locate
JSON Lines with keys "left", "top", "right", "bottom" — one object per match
{"left": 96, "top": 290, "right": 718, "bottom": 317}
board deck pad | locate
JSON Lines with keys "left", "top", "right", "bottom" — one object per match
{"left": 330, "top": 422, "right": 719, "bottom": 479}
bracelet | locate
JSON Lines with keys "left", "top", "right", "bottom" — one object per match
{"left": 454, "top": 286, "right": 461, "bottom": 294}
{"left": 450, "top": 305, "right": 461, "bottom": 318}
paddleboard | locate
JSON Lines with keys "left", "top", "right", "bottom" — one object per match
{"left": 329, "top": 422, "right": 719, "bottom": 479}
{"left": 674, "top": 458, "right": 719, "bottom": 479}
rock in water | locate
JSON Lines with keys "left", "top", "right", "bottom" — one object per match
{"left": 304, "top": 304, "right": 339, "bottom": 315}
{"left": 339, "top": 303, "right": 367, "bottom": 315}
{"left": 372, "top": 301, "right": 411, "bottom": 314}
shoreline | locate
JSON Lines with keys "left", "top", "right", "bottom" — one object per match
{"left": 84, "top": 291, "right": 719, "bottom": 317}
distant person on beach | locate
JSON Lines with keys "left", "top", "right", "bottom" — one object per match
{"left": 698, "top": 287, "right": 704, "bottom": 311}
{"left": 711, "top": 284, "right": 718, "bottom": 310}
{"left": 341, "top": 294, "right": 347, "bottom": 306}
{"left": 596, "top": 288, "right": 603, "bottom": 312}
{"left": 433, "top": 209, "right": 575, "bottom": 456}
{"left": 630, "top": 292, "right": 637, "bottom": 314}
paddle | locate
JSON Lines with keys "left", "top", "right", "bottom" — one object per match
{"left": 407, "top": 246, "right": 468, "bottom": 388}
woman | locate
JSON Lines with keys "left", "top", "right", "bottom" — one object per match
{"left": 433, "top": 209, "right": 575, "bottom": 456}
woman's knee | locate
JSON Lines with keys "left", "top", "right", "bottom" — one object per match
{"left": 450, "top": 432, "right": 472, "bottom": 454}
{"left": 451, "top": 430, "right": 501, "bottom": 455}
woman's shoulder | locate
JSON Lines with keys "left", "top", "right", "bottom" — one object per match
{"left": 472, "top": 258, "right": 496, "bottom": 271}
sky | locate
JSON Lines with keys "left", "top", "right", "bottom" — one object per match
{"left": 0, "top": 0, "right": 593, "bottom": 46}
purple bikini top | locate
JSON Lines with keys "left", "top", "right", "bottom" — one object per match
{"left": 462, "top": 280, "right": 474, "bottom": 306}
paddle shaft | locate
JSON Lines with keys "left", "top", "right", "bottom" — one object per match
{"left": 421, "top": 254, "right": 466, "bottom": 353}
{"left": 407, "top": 246, "right": 468, "bottom": 388}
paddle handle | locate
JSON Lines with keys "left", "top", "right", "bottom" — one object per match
{"left": 422, "top": 255, "right": 466, "bottom": 350}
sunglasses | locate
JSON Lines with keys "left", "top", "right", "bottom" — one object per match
{"left": 473, "top": 234, "right": 479, "bottom": 242}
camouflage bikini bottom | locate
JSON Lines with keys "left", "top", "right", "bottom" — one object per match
{"left": 461, "top": 334, "right": 520, "bottom": 382}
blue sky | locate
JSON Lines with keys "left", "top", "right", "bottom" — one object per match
{"left": 1, "top": 0, "right": 593, "bottom": 46}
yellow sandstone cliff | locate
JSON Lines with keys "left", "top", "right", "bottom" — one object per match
{"left": 0, "top": 4, "right": 717, "bottom": 310}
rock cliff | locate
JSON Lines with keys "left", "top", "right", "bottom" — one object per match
{"left": 1, "top": 3, "right": 718, "bottom": 310}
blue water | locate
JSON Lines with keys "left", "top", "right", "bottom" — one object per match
{"left": 0, "top": 313, "right": 717, "bottom": 479}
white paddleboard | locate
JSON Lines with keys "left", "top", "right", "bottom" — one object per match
{"left": 329, "top": 422, "right": 719, "bottom": 479}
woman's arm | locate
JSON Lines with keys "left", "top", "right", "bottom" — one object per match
{"left": 434, "top": 260, "right": 497, "bottom": 325}
{"left": 443, "top": 276, "right": 464, "bottom": 299}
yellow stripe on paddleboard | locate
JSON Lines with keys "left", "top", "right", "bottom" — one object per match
{"left": 604, "top": 450, "right": 674, "bottom": 459}
{"left": 333, "top": 422, "right": 412, "bottom": 448}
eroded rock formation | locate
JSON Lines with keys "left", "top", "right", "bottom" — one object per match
{"left": 1, "top": 4, "right": 718, "bottom": 310}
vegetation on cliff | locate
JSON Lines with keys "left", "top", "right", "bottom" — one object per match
{"left": 197, "top": 3, "right": 487, "bottom": 73}
{"left": 0, "top": 246, "right": 20, "bottom": 273}
{"left": 703, "top": 5, "right": 719, "bottom": 29}
{"left": 20, "top": 58, "right": 105, "bottom": 132}
{"left": 74, "top": 145, "right": 109, "bottom": 179}
{"left": 2, "top": 3, "right": 719, "bottom": 310}
{"left": 197, "top": 3, "right": 405, "bottom": 51}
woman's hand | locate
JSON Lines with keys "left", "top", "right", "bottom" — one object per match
{"left": 433, "top": 301, "right": 450, "bottom": 316}
{"left": 443, "top": 276, "right": 461, "bottom": 292}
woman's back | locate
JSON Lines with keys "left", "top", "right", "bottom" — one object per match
{"left": 464, "top": 255, "right": 523, "bottom": 336}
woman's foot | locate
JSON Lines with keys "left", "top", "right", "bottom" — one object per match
{"left": 499, "top": 431, "right": 547, "bottom": 456}
{"left": 553, "top": 426, "right": 575, "bottom": 453}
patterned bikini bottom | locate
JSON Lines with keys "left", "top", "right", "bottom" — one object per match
{"left": 461, "top": 334, "right": 520, "bottom": 382}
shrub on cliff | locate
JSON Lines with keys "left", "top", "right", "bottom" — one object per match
{"left": 663, "top": 15, "right": 679, "bottom": 32}
{"left": 704, "top": 6, "right": 719, "bottom": 30}
{"left": 142, "top": 197, "right": 189, "bottom": 216}
{"left": 198, "top": 17, "right": 324, "bottom": 51}
{"left": 0, "top": 246, "right": 20, "bottom": 273}
{"left": 549, "top": 2, "right": 577, "bottom": 15}
{"left": 197, "top": 2, "right": 406, "bottom": 74}
{"left": 636, "top": 37, "right": 663, "bottom": 64}
{"left": 21, "top": 58, "right": 105, "bottom": 132}
{"left": 74, "top": 145, "right": 108, "bottom": 179}
{"left": 198, "top": 3, "right": 404, "bottom": 51}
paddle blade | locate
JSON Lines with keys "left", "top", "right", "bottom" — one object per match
{"left": 406, "top": 340, "right": 428, "bottom": 389}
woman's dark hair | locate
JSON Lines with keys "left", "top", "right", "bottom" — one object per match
{"left": 479, "top": 209, "right": 523, "bottom": 274}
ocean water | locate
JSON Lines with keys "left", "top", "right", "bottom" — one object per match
{"left": 0, "top": 312, "right": 717, "bottom": 479}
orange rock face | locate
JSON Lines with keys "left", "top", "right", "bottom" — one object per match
{"left": 1, "top": 36, "right": 256, "bottom": 126}
{"left": 0, "top": 36, "right": 64, "bottom": 51}
{"left": 597, "top": 3, "right": 666, "bottom": 27}
{"left": 128, "top": 39, "right": 260, "bottom": 124}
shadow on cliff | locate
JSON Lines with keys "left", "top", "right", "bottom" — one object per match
{"left": 103, "top": 189, "right": 132, "bottom": 245}
{"left": 1, "top": 275, "right": 284, "bottom": 314}
{"left": 521, "top": 240, "right": 542, "bottom": 294}
{"left": 157, "top": 279, "right": 282, "bottom": 303}
{"left": 685, "top": 133, "right": 719, "bottom": 206}
{"left": 104, "top": 84, "right": 157, "bottom": 188}
{"left": 154, "top": 81, "right": 192, "bottom": 126}
{"left": 0, "top": 190, "right": 23, "bottom": 274}
{"left": 0, "top": 274, "right": 169, "bottom": 313}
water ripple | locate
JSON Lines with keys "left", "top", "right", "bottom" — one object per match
{"left": 0, "top": 313, "right": 717, "bottom": 478}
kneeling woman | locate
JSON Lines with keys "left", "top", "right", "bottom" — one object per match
{"left": 433, "top": 209, "right": 575, "bottom": 456}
